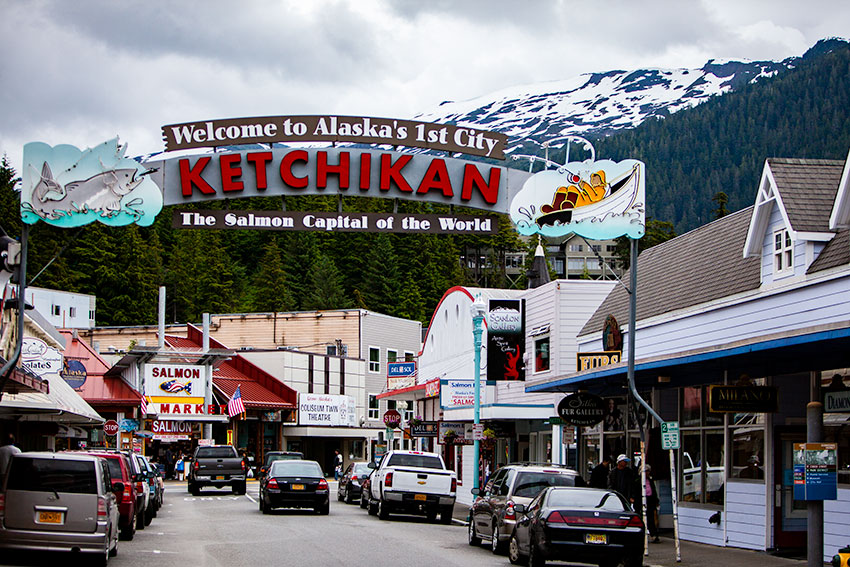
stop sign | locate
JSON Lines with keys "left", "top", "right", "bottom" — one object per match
{"left": 383, "top": 410, "right": 402, "bottom": 428}
{"left": 103, "top": 420, "right": 120, "bottom": 436}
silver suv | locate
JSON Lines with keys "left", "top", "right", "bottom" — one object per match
{"left": 0, "top": 452, "right": 121, "bottom": 565}
{"left": 468, "top": 463, "right": 580, "bottom": 554}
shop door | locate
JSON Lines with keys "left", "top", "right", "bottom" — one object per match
{"left": 774, "top": 436, "right": 806, "bottom": 549}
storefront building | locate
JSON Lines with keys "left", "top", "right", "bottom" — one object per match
{"left": 528, "top": 151, "right": 850, "bottom": 560}
{"left": 383, "top": 279, "right": 615, "bottom": 505}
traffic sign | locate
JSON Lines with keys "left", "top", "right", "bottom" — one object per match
{"left": 383, "top": 409, "right": 402, "bottom": 428}
{"left": 103, "top": 420, "right": 120, "bottom": 436}
{"left": 661, "top": 421, "right": 680, "bottom": 450}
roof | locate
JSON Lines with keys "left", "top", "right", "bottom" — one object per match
{"left": 768, "top": 158, "right": 844, "bottom": 233}
{"left": 579, "top": 207, "right": 761, "bottom": 336}
{"left": 166, "top": 325, "right": 297, "bottom": 410}
{"left": 59, "top": 330, "right": 141, "bottom": 406}
{"left": 0, "top": 370, "right": 104, "bottom": 424}
{"left": 808, "top": 228, "right": 850, "bottom": 274}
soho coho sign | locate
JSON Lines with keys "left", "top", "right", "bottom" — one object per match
{"left": 557, "top": 392, "right": 606, "bottom": 427}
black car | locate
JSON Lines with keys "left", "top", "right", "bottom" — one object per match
{"left": 258, "top": 451, "right": 304, "bottom": 485}
{"left": 259, "top": 459, "right": 329, "bottom": 515}
{"left": 508, "top": 487, "right": 644, "bottom": 567}
{"left": 336, "top": 461, "right": 371, "bottom": 504}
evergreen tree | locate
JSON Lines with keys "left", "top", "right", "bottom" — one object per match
{"left": 247, "top": 238, "right": 293, "bottom": 312}
{"left": 303, "top": 253, "right": 349, "bottom": 310}
{"left": 358, "top": 233, "right": 401, "bottom": 315}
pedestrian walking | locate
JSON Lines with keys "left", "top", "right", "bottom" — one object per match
{"left": 334, "top": 450, "right": 343, "bottom": 481}
{"left": 608, "top": 454, "right": 637, "bottom": 506}
{"left": 0, "top": 434, "right": 21, "bottom": 486}
{"left": 643, "top": 464, "right": 661, "bottom": 543}
{"left": 589, "top": 455, "right": 612, "bottom": 489}
{"left": 176, "top": 453, "right": 185, "bottom": 481}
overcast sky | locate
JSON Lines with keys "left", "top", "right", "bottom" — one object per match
{"left": 1, "top": 0, "right": 848, "bottom": 173}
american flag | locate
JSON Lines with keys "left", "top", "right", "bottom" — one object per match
{"left": 140, "top": 395, "right": 148, "bottom": 417}
{"left": 227, "top": 385, "right": 246, "bottom": 418}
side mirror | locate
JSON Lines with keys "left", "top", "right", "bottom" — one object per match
{"left": 135, "top": 473, "right": 147, "bottom": 483}
{"left": 514, "top": 504, "right": 526, "bottom": 514}
{"left": 112, "top": 482, "right": 125, "bottom": 494}
{"left": 470, "top": 488, "right": 480, "bottom": 496}
{"left": 367, "top": 462, "right": 377, "bottom": 469}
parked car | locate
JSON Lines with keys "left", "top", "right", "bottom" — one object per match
{"left": 258, "top": 451, "right": 304, "bottom": 485}
{"left": 337, "top": 461, "right": 371, "bottom": 504}
{"left": 259, "top": 459, "right": 329, "bottom": 515}
{"left": 123, "top": 451, "right": 150, "bottom": 530}
{"left": 508, "top": 486, "right": 644, "bottom": 567}
{"left": 469, "top": 463, "right": 580, "bottom": 554}
{"left": 134, "top": 454, "right": 161, "bottom": 523}
{"left": 74, "top": 450, "right": 140, "bottom": 540}
{"left": 359, "top": 468, "right": 376, "bottom": 509}
{"left": 0, "top": 452, "right": 121, "bottom": 566}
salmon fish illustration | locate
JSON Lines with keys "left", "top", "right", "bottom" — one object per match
{"left": 159, "top": 380, "right": 192, "bottom": 394}
{"left": 29, "top": 161, "right": 144, "bottom": 219}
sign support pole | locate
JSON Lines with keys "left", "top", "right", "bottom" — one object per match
{"left": 471, "top": 296, "right": 485, "bottom": 492}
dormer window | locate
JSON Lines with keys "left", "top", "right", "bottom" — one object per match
{"left": 774, "top": 229, "right": 793, "bottom": 274}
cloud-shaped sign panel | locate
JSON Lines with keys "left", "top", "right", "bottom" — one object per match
{"left": 20, "top": 138, "right": 163, "bottom": 227}
{"left": 509, "top": 159, "right": 645, "bottom": 240}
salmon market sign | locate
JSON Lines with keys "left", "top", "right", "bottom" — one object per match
{"left": 19, "top": 116, "right": 645, "bottom": 239}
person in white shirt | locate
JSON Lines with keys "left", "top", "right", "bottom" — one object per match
{"left": 0, "top": 434, "right": 22, "bottom": 485}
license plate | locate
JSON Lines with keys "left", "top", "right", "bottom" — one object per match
{"left": 585, "top": 533, "right": 607, "bottom": 545}
{"left": 292, "top": 484, "right": 305, "bottom": 491}
{"left": 215, "top": 476, "right": 225, "bottom": 480}
{"left": 414, "top": 494, "right": 427, "bottom": 501}
{"left": 37, "top": 511, "right": 63, "bottom": 524}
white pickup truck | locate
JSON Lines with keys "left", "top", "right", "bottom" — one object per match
{"left": 366, "top": 450, "right": 457, "bottom": 523}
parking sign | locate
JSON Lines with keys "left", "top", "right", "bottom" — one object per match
{"left": 661, "top": 421, "right": 680, "bottom": 450}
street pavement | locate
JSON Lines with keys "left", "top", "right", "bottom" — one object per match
{"left": 0, "top": 480, "right": 814, "bottom": 567}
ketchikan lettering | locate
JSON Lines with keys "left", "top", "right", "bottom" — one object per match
{"left": 177, "top": 151, "right": 501, "bottom": 205}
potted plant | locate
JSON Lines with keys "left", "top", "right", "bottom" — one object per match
{"left": 442, "top": 429, "right": 457, "bottom": 444}
{"left": 408, "top": 415, "right": 423, "bottom": 428}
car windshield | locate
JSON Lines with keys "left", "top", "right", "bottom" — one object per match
{"left": 513, "top": 471, "right": 576, "bottom": 498}
{"left": 547, "top": 489, "right": 629, "bottom": 511}
{"left": 7, "top": 458, "right": 98, "bottom": 494}
{"left": 270, "top": 461, "right": 323, "bottom": 477}
{"left": 196, "top": 447, "right": 237, "bottom": 459}
{"left": 266, "top": 453, "right": 302, "bottom": 466}
{"left": 385, "top": 454, "right": 443, "bottom": 469}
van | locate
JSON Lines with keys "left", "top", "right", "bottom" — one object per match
{"left": 0, "top": 452, "right": 120, "bottom": 566}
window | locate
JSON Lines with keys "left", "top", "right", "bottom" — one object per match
{"left": 553, "top": 258, "right": 565, "bottom": 275}
{"left": 680, "top": 387, "right": 725, "bottom": 505}
{"left": 607, "top": 245, "right": 617, "bottom": 252}
{"left": 534, "top": 337, "right": 550, "bottom": 372}
{"left": 52, "top": 304, "right": 60, "bottom": 316}
{"left": 89, "top": 310, "right": 95, "bottom": 320}
{"left": 387, "top": 349, "right": 398, "bottom": 363}
{"left": 774, "top": 229, "right": 793, "bottom": 274}
{"left": 69, "top": 306, "right": 77, "bottom": 317}
{"left": 369, "top": 347, "right": 380, "bottom": 373}
{"left": 404, "top": 351, "right": 415, "bottom": 362}
{"left": 591, "top": 244, "right": 601, "bottom": 252}
{"left": 568, "top": 258, "right": 586, "bottom": 271}
{"left": 368, "top": 394, "right": 379, "bottom": 420}
{"left": 569, "top": 244, "right": 583, "bottom": 252}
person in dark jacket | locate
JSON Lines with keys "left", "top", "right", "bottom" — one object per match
{"left": 589, "top": 455, "right": 612, "bottom": 489}
{"left": 643, "top": 464, "right": 661, "bottom": 543}
{"left": 608, "top": 454, "right": 637, "bottom": 505}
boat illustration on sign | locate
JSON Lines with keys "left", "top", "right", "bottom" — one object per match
{"left": 508, "top": 143, "right": 645, "bottom": 240}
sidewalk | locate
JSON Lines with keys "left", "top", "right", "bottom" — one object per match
{"left": 451, "top": 501, "right": 807, "bottom": 567}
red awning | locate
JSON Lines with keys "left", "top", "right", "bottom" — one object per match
{"left": 377, "top": 383, "right": 426, "bottom": 400}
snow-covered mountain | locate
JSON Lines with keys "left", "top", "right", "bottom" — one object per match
{"left": 414, "top": 58, "right": 795, "bottom": 154}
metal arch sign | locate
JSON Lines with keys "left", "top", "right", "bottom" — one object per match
{"left": 19, "top": 115, "right": 645, "bottom": 240}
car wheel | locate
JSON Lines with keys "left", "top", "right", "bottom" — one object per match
{"left": 320, "top": 501, "right": 330, "bottom": 515}
{"left": 440, "top": 505, "right": 453, "bottom": 525}
{"left": 624, "top": 550, "right": 643, "bottom": 567}
{"left": 360, "top": 493, "right": 368, "bottom": 509}
{"left": 345, "top": 488, "right": 354, "bottom": 504}
{"left": 136, "top": 510, "right": 146, "bottom": 530}
{"left": 337, "top": 486, "right": 344, "bottom": 501}
{"left": 468, "top": 520, "right": 482, "bottom": 546}
{"left": 120, "top": 524, "right": 134, "bottom": 541}
{"left": 96, "top": 546, "right": 109, "bottom": 567}
{"left": 144, "top": 506, "right": 153, "bottom": 526}
{"left": 528, "top": 540, "right": 545, "bottom": 567}
{"left": 377, "top": 499, "right": 390, "bottom": 520}
{"left": 509, "top": 532, "right": 525, "bottom": 565}
{"left": 189, "top": 483, "right": 200, "bottom": 496}
{"left": 492, "top": 522, "right": 505, "bottom": 554}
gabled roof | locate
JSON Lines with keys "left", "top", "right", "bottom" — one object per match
{"left": 579, "top": 207, "right": 760, "bottom": 337}
{"left": 744, "top": 157, "right": 844, "bottom": 256}
{"left": 60, "top": 330, "right": 141, "bottom": 406}
{"left": 829, "top": 147, "right": 850, "bottom": 229}
{"left": 808, "top": 228, "right": 850, "bottom": 274}
{"left": 165, "top": 326, "right": 297, "bottom": 410}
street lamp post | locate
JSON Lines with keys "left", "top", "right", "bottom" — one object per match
{"left": 470, "top": 295, "right": 486, "bottom": 492}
